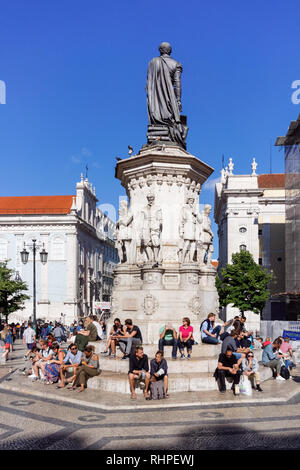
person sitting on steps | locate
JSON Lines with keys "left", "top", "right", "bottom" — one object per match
{"left": 116, "top": 319, "right": 143, "bottom": 360}
{"left": 150, "top": 350, "right": 169, "bottom": 397}
{"left": 128, "top": 346, "right": 150, "bottom": 400}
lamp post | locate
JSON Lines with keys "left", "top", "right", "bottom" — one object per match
{"left": 20, "top": 239, "right": 48, "bottom": 334}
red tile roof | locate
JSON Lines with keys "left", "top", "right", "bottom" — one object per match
{"left": 0, "top": 196, "right": 74, "bottom": 214}
{"left": 257, "top": 174, "right": 285, "bottom": 189}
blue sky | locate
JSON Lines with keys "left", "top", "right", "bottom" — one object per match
{"left": 0, "top": 0, "right": 299, "bottom": 257}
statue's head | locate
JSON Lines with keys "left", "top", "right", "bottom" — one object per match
{"left": 204, "top": 204, "right": 211, "bottom": 214}
{"left": 147, "top": 192, "right": 155, "bottom": 206}
{"left": 159, "top": 42, "right": 172, "bottom": 56}
{"left": 186, "top": 196, "right": 194, "bottom": 206}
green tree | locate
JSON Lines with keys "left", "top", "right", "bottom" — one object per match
{"left": 216, "top": 250, "right": 272, "bottom": 317}
{"left": 0, "top": 261, "right": 30, "bottom": 322}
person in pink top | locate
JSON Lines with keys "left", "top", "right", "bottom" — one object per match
{"left": 178, "top": 317, "right": 194, "bottom": 360}
{"left": 280, "top": 336, "right": 296, "bottom": 374}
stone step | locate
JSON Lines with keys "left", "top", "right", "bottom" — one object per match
{"left": 88, "top": 366, "right": 273, "bottom": 394}
{"left": 98, "top": 356, "right": 219, "bottom": 374}
{"left": 90, "top": 341, "right": 221, "bottom": 358}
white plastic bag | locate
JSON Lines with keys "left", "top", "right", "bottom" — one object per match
{"left": 240, "top": 376, "right": 252, "bottom": 396}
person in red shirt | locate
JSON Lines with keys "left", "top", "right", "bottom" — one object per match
{"left": 178, "top": 317, "right": 194, "bottom": 360}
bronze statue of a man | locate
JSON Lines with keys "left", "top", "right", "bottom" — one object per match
{"left": 146, "top": 42, "right": 188, "bottom": 148}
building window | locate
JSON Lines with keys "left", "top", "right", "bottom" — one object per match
{"left": 277, "top": 257, "right": 282, "bottom": 262}
{"left": 258, "top": 229, "right": 262, "bottom": 236}
{"left": 239, "top": 227, "right": 247, "bottom": 233}
{"left": 0, "top": 240, "right": 8, "bottom": 261}
{"left": 258, "top": 258, "right": 263, "bottom": 265}
{"left": 240, "top": 244, "right": 247, "bottom": 252}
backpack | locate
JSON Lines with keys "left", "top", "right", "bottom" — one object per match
{"left": 280, "top": 365, "right": 290, "bottom": 380}
{"left": 150, "top": 380, "right": 165, "bottom": 399}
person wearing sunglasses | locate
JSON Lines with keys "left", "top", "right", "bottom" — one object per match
{"left": 242, "top": 351, "right": 263, "bottom": 392}
{"left": 57, "top": 343, "right": 82, "bottom": 389}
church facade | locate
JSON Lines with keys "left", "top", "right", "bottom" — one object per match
{"left": 214, "top": 158, "right": 286, "bottom": 323}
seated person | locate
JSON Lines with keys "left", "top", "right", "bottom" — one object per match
{"left": 221, "top": 330, "right": 250, "bottom": 365}
{"left": 75, "top": 317, "right": 98, "bottom": 352}
{"left": 201, "top": 313, "right": 222, "bottom": 344}
{"left": 128, "top": 346, "right": 150, "bottom": 400}
{"left": 262, "top": 339, "right": 285, "bottom": 381}
{"left": 117, "top": 319, "right": 143, "bottom": 359}
{"left": 58, "top": 343, "right": 82, "bottom": 388}
{"left": 216, "top": 347, "right": 242, "bottom": 395}
{"left": 31, "top": 339, "right": 54, "bottom": 382}
{"left": 101, "top": 318, "right": 124, "bottom": 357}
{"left": 241, "top": 351, "right": 263, "bottom": 392}
{"left": 70, "top": 345, "right": 101, "bottom": 392}
{"left": 178, "top": 317, "right": 194, "bottom": 360}
{"left": 262, "top": 337, "right": 271, "bottom": 349}
{"left": 158, "top": 323, "right": 178, "bottom": 359}
{"left": 223, "top": 317, "right": 242, "bottom": 338}
{"left": 91, "top": 315, "right": 104, "bottom": 340}
{"left": 150, "top": 350, "right": 169, "bottom": 397}
{"left": 44, "top": 342, "right": 66, "bottom": 385}
{"left": 239, "top": 316, "right": 253, "bottom": 338}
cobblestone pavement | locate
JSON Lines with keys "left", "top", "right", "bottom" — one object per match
{"left": 0, "top": 341, "right": 300, "bottom": 450}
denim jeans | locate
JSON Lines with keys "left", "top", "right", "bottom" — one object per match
{"left": 158, "top": 338, "right": 178, "bottom": 358}
{"left": 202, "top": 325, "right": 221, "bottom": 344}
{"left": 178, "top": 339, "right": 194, "bottom": 352}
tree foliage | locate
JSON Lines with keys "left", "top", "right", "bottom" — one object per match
{"left": 0, "top": 262, "right": 30, "bottom": 321}
{"left": 216, "top": 250, "right": 272, "bottom": 316}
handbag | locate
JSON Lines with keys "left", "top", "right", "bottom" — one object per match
{"left": 239, "top": 376, "right": 252, "bottom": 396}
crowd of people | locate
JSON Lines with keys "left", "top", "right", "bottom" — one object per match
{"left": 0, "top": 312, "right": 297, "bottom": 399}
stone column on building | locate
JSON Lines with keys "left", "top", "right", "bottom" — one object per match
{"left": 64, "top": 231, "right": 78, "bottom": 317}
{"left": 38, "top": 233, "right": 50, "bottom": 312}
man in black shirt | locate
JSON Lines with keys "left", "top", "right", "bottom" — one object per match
{"left": 117, "top": 319, "right": 143, "bottom": 359}
{"left": 216, "top": 347, "right": 242, "bottom": 395}
{"left": 128, "top": 346, "right": 150, "bottom": 400}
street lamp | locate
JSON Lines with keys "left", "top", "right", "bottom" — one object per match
{"left": 20, "top": 239, "right": 48, "bottom": 334}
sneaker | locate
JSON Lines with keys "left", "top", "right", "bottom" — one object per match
{"left": 28, "top": 373, "right": 36, "bottom": 379}
{"left": 220, "top": 389, "right": 226, "bottom": 394}
{"left": 234, "top": 385, "right": 240, "bottom": 395}
{"left": 101, "top": 351, "right": 109, "bottom": 356}
{"left": 180, "top": 354, "right": 185, "bottom": 360}
{"left": 187, "top": 354, "right": 191, "bottom": 360}
{"left": 41, "top": 378, "right": 46, "bottom": 384}
{"left": 122, "top": 355, "right": 129, "bottom": 360}
{"left": 276, "top": 375, "right": 286, "bottom": 381}
{"left": 110, "top": 354, "right": 116, "bottom": 358}
{"left": 31, "top": 376, "right": 39, "bottom": 382}
{"left": 256, "top": 385, "right": 263, "bottom": 392}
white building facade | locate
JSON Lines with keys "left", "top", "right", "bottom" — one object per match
{"left": 214, "top": 158, "right": 285, "bottom": 327}
{"left": 0, "top": 176, "right": 118, "bottom": 324}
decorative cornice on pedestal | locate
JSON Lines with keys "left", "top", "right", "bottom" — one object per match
{"left": 115, "top": 147, "right": 214, "bottom": 191}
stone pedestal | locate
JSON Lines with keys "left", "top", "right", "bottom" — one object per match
{"left": 111, "top": 143, "right": 218, "bottom": 344}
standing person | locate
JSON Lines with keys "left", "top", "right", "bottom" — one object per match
{"left": 262, "top": 340, "right": 286, "bottom": 381}
{"left": 128, "top": 346, "right": 150, "bottom": 400}
{"left": 216, "top": 347, "right": 242, "bottom": 395}
{"left": 200, "top": 313, "right": 222, "bottom": 344}
{"left": 117, "top": 319, "right": 143, "bottom": 360}
{"left": 70, "top": 345, "right": 101, "bottom": 392}
{"left": 6, "top": 326, "right": 14, "bottom": 352}
{"left": 150, "top": 350, "right": 169, "bottom": 397}
{"left": 53, "top": 323, "right": 64, "bottom": 343}
{"left": 178, "top": 317, "right": 194, "bottom": 360}
{"left": 23, "top": 322, "right": 36, "bottom": 360}
{"left": 242, "top": 351, "right": 263, "bottom": 392}
{"left": 158, "top": 323, "right": 178, "bottom": 359}
{"left": 1, "top": 326, "right": 11, "bottom": 361}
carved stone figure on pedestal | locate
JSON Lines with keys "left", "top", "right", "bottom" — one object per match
{"left": 115, "top": 200, "right": 135, "bottom": 264}
{"left": 198, "top": 204, "right": 214, "bottom": 265}
{"left": 140, "top": 192, "right": 163, "bottom": 264}
{"left": 146, "top": 42, "right": 188, "bottom": 148}
{"left": 179, "top": 196, "right": 202, "bottom": 263}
